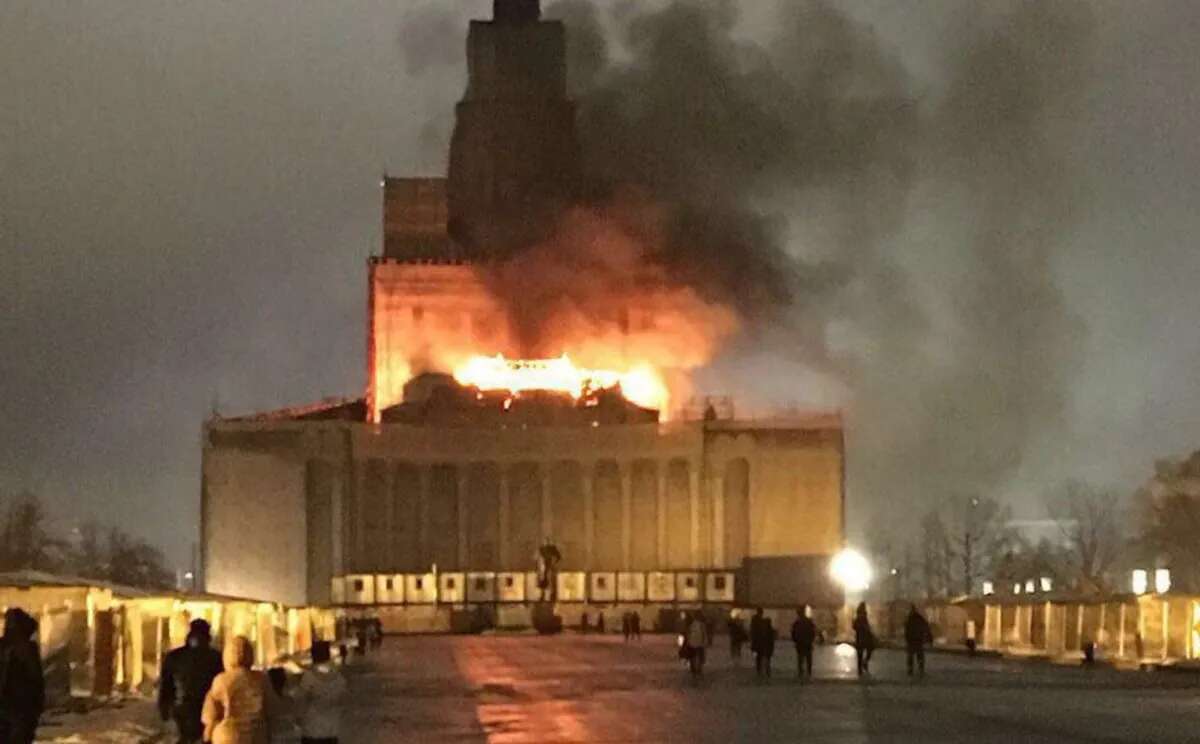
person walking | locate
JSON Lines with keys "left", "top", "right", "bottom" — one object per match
{"left": 791, "top": 606, "right": 818, "bottom": 679}
{"left": 852, "top": 603, "right": 876, "bottom": 677}
{"left": 630, "top": 611, "right": 641, "bottom": 640}
{"left": 749, "top": 608, "right": 768, "bottom": 677}
{"left": 266, "top": 668, "right": 301, "bottom": 744}
{"left": 727, "top": 612, "right": 747, "bottom": 664}
{"left": 371, "top": 619, "right": 384, "bottom": 651}
{"left": 761, "top": 618, "right": 776, "bottom": 677}
{"left": 685, "top": 613, "right": 709, "bottom": 678}
{"left": 202, "top": 636, "right": 270, "bottom": 744}
{"left": 904, "top": 604, "right": 934, "bottom": 677}
{"left": 160, "top": 618, "right": 224, "bottom": 744}
{"left": 296, "top": 641, "right": 348, "bottom": 744}
{"left": 354, "top": 624, "right": 368, "bottom": 657}
{"left": 0, "top": 608, "right": 44, "bottom": 744}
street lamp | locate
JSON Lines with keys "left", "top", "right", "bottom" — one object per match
{"left": 1155, "top": 568, "right": 1171, "bottom": 594}
{"left": 831, "top": 548, "right": 872, "bottom": 593}
{"left": 1131, "top": 569, "right": 1148, "bottom": 595}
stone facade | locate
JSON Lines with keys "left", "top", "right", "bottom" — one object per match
{"left": 202, "top": 416, "right": 844, "bottom": 609}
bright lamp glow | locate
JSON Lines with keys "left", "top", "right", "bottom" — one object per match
{"left": 831, "top": 548, "right": 872, "bottom": 592}
{"left": 1155, "top": 568, "right": 1171, "bottom": 594}
{"left": 1132, "top": 569, "right": 1148, "bottom": 595}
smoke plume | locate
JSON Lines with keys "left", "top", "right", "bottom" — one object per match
{"left": 403, "top": 0, "right": 1095, "bottom": 533}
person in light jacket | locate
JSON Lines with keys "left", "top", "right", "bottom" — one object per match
{"left": 296, "top": 641, "right": 348, "bottom": 744}
{"left": 202, "top": 637, "right": 270, "bottom": 744}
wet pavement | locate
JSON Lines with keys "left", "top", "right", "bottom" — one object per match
{"left": 343, "top": 634, "right": 1200, "bottom": 743}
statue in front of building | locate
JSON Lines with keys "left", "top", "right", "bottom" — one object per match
{"left": 536, "top": 538, "right": 562, "bottom": 602}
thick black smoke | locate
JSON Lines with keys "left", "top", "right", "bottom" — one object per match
{"left": 403, "top": 0, "right": 1095, "bottom": 534}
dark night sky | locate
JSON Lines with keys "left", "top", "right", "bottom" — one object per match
{"left": 2, "top": 1, "right": 1198, "bottom": 567}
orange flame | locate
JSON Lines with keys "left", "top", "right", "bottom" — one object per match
{"left": 453, "top": 354, "right": 670, "bottom": 412}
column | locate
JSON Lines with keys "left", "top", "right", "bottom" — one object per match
{"left": 1162, "top": 601, "right": 1170, "bottom": 661}
{"left": 711, "top": 470, "right": 725, "bottom": 568}
{"left": 456, "top": 467, "right": 469, "bottom": 570}
{"left": 499, "top": 466, "right": 511, "bottom": 568}
{"left": 353, "top": 463, "right": 367, "bottom": 572}
{"left": 689, "top": 464, "right": 700, "bottom": 567}
{"left": 621, "top": 462, "right": 633, "bottom": 569}
{"left": 582, "top": 461, "right": 595, "bottom": 569}
{"left": 417, "top": 465, "right": 430, "bottom": 571}
{"left": 384, "top": 463, "right": 396, "bottom": 568}
{"left": 1098, "top": 603, "right": 1108, "bottom": 649}
{"left": 746, "top": 455, "right": 759, "bottom": 558}
{"left": 331, "top": 470, "right": 345, "bottom": 577}
{"left": 1075, "top": 604, "right": 1083, "bottom": 651}
{"left": 656, "top": 464, "right": 667, "bottom": 567}
{"left": 540, "top": 464, "right": 552, "bottom": 541}
{"left": 1118, "top": 603, "right": 1126, "bottom": 658}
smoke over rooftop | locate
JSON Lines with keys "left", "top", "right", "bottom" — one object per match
{"left": 404, "top": 0, "right": 1095, "bottom": 533}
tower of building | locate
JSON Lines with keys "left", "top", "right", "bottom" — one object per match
{"left": 448, "top": 0, "right": 581, "bottom": 258}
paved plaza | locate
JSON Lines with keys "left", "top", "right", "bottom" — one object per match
{"left": 342, "top": 634, "right": 1200, "bottom": 743}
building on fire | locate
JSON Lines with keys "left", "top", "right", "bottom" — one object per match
{"left": 202, "top": 0, "right": 847, "bottom": 630}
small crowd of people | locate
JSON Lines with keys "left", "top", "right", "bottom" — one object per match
{"left": 578, "top": 610, "right": 645, "bottom": 641}
{"left": 620, "top": 611, "right": 643, "bottom": 641}
{"left": 348, "top": 618, "right": 383, "bottom": 656}
{"left": 159, "top": 619, "right": 349, "bottom": 744}
{"left": 686, "top": 603, "right": 935, "bottom": 682}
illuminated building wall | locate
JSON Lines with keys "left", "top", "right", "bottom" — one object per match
{"left": 201, "top": 415, "right": 844, "bottom": 607}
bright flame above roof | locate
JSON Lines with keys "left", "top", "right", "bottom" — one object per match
{"left": 453, "top": 354, "right": 668, "bottom": 411}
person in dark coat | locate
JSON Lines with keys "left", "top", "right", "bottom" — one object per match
{"left": 852, "top": 603, "right": 875, "bottom": 677}
{"left": 630, "top": 611, "right": 641, "bottom": 640}
{"left": 904, "top": 605, "right": 934, "bottom": 676}
{"left": 159, "top": 618, "right": 224, "bottom": 744}
{"left": 0, "top": 608, "right": 44, "bottom": 744}
{"left": 727, "top": 612, "right": 747, "bottom": 664}
{"left": 791, "top": 606, "right": 818, "bottom": 678}
{"left": 750, "top": 609, "right": 775, "bottom": 678}
{"left": 761, "top": 618, "right": 776, "bottom": 677}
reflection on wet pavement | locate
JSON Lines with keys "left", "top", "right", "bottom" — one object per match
{"left": 343, "top": 634, "right": 1200, "bottom": 743}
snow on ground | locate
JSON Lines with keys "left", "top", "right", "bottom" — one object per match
{"left": 36, "top": 698, "right": 164, "bottom": 744}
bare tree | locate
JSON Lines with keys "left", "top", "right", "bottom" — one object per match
{"left": 919, "top": 510, "right": 953, "bottom": 598}
{"left": 0, "top": 491, "right": 58, "bottom": 572}
{"left": 1047, "top": 480, "right": 1126, "bottom": 594}
{"left": 1137, "top": 452, "right": 1200, "bottom": 592}
{"left": 106, "top": 527, "right": 174, "bottom": 590}
{"left": 944, "top": 495, "right": 1014, "bottom": 596}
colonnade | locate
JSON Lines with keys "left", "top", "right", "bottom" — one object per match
{"left": 333, "top": 456, "right": 752, "bottom": 576}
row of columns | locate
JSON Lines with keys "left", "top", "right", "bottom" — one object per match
{"left": 340, "top": 457, "right": 747, "bottom": 575}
